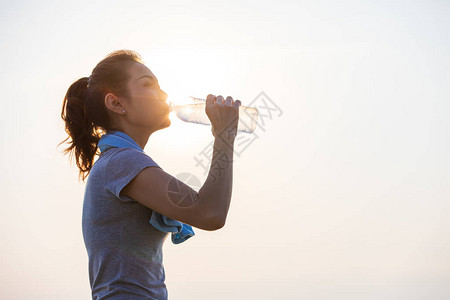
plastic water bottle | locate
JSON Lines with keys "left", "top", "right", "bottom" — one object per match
{"left": 169, "top": 96, "right": 258, "bottom": 134}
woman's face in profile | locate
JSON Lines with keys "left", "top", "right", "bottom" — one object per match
{"left": 125, "top": 62, "right": 171, "bottom": 132}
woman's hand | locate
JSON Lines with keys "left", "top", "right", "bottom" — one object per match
{"left": 205, "top": 94, "right": 241, "bottom": 141}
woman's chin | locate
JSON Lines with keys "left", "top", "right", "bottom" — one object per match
{"left": 158, "top": 117, "right": 171, "bottom": 130}
{"left": 146, "top": 117, "right": 171, "bottom": 133}
{"left": 164, "top": 118, "right": 171, "bottom": 128}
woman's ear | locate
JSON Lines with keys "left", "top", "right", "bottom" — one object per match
{"left": 104, "top": 93, "right": 126, "bottom": 114}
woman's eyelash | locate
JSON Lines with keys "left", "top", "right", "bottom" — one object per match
{"left": 144, "top": 81, "right": 160, "bottom": 89}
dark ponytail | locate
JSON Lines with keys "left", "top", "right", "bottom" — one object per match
{"left": 58, "top": 50, "right": 143, "bottom": 182}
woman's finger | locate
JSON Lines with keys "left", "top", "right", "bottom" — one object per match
{"left": 206, "top": 94, "right": 216, "bottom": 106}
{"left": 216, "top": 95, "right": 224, "bottom": 105}
{"left": 225, "top": 96, "right": 233, "bottom": 106}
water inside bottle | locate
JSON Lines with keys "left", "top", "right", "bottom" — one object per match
{"left": 168, "top": 96, "right": 259, "bottom": 134}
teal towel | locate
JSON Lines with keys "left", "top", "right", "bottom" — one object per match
{"left": 97, "top": 129, "right": 195, "bottom": 244}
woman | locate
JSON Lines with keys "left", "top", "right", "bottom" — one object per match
{"left": 59, "top": 49, "right": 241, "bottom": 299}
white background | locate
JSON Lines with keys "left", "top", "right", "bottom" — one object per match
{"left": 0, "top": 0, "right": 449, "bottom": 299}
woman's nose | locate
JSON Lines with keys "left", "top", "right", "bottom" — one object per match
{"left": 159, "top": 89, "right": 168, "bottom": 102}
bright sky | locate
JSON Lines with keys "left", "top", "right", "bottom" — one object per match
{"left": 1, "top": 0, "right": 449, "bottom": 299}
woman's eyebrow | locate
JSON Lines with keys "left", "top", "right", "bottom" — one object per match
{"left": 137, "top": 75, "right": 157, "bottom": 82}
